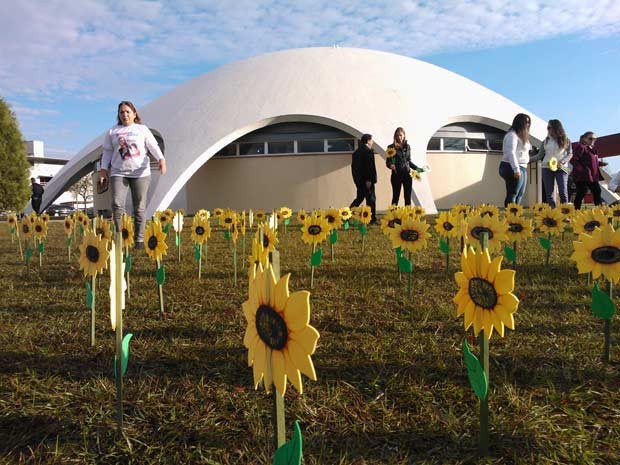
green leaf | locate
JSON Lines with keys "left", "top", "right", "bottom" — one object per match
{"left": 163, "top": 223, "right": 171, "bottom": 234}
{"left": 37, "top": 241, "right": 44, "bottom": 253}
{"left": 310, "top": 248, "right": 323, "bottom": 267}
{"left": 538, "top": 236, "right": 551, "bottom": 251}
{"left": 439, "top": 238, "right": 450, "bottom": 255}
{"left": 125, "top": 254, "right": 132, "bottom": 273}
{"left": 352, "top": 218, "right": 359, "bottom": 226}
{"left": 224, "top": 230, "right": 231, "bottom": 241}
{"left": 25, "top": 247, "right": 32, "bottom": 262}
{"left": 156, "top": 265, "right": 166, "bottom": 285}
{"left": 272, "top": 420, "right": 303, "bottom": 465}
{"left": 504, "top": 245, "right": 516, "bottom": 263}
{"left": 343, "top": 220, "right": 349, "bottom": 230}
{"left": 357, "top": 224, "right": 367, "bottom": 236}
{"left": 395, "top": 247, "right": 403, "bottom": 259}
{"left": 591, "top": 282, "right": 615, "bottom": 319}
{"left": 463, "top": 338, "right": 488, "bottom": 400}
{"left": 85, "top": 282, "right": 94, "bottom": 309}
{"left": 284, "top": 218, "right": 291, "bottom": 225}
{"left": 10, "top": 226, "right": 16, "bottom": 234}
{"left": 114, "top": 333, "right": 134, "bottom": 380}
{"left": 329, "top": 230, "right": 338, "bottom": 244}
{"left": 175, "top": 234, "right": 180, "bottom": 246}
{"left": 398, "top": 256, "right": 413, "bottom": 273}
{"left": 66, "top": 236, "right": 72, "bottom": 247}
{"left": 194, "top": 244, "right": 201, "bottom": 262}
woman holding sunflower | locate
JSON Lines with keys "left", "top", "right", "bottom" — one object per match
{"left": 386, "top": 127, "right": 423, "bottom": 207}
{"left": 538, "top": 119, "right": 573, "bottom": 208}
{"left": 98, "top": 101, "right": 167, "bottom": 249}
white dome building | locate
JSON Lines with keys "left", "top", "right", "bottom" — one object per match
{"left": 41, "top": 47, "right": 549, "bottom": 216}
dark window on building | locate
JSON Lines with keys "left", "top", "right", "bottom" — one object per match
{"left": 327, "top": 139, "right": 354, "bottom": 152}
{"left": 443, "top": 138, "right": 466, "bottom": 151}
{"left": 239, "top": 142, "right": 265, "bottom": 155}
{"left": 215, "top": 144, "right": 237, "bottom": 157}
{"left": 268, "top": 141, "right": 294, "bottom": 154}
{"left": 298, "top": 140, "right": 324, "bottom": 153}
{"left": 467, "top": 139, "right": 489, "bottom": 151}
{"left": 489, "top": 139, "right": 503, "bottom": 151}
{"left": 427, "top": 138, "right": 441, "bottom": 150}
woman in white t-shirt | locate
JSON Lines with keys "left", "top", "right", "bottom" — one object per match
{"left": 98, "top": 101, "right": 166, "bottom": 249}
{"left": 538, "top": 119, "right": 572, "bottom": 207}
{"left": 499, "top": 113, "right": 532, "bottom": 206}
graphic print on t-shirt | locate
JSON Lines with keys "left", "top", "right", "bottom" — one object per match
{"left": 117, "top": 130, "right": 142, "bottom": 160}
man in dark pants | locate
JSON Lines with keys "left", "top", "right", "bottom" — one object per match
{"left": 31, "top": 177, "right": 44, "bottom": 214}
{"left": 349, "top": 133, "right": 377, "bottom": 224}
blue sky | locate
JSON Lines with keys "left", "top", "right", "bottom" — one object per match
{"left": 2, "top": 0, "right": 619, "bottom": 168}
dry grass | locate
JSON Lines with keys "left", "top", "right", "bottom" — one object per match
{"left": 0, "top": 217, "right": 619, "bottom": 464}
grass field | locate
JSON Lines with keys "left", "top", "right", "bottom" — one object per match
{"left": 0, "top": 216, "right": 619, "bottom": 464}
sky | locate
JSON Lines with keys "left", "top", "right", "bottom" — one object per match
{"left": 2, "top": 0, "right": 620, "bottom": 168}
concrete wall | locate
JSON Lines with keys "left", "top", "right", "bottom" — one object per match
{"left": 185, "top": 151, "right": 540, "bottom": 212}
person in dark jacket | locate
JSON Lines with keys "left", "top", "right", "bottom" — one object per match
{"left": 386, "top": 127, "right": 421, "bottom": 206}
{"left": 571, "top": 131, "right": 606, "bottom": 209}
{"left": 30, "top": 177, "right": 44, "bottom": 214}
{"left": 350, "top": 133, "right": 378, "bottom": 223}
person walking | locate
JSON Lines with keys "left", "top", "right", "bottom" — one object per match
{"left": 499, "top": 113, "right": 536, "bottom": 206}
{"left": 349, "top": 133, "right": 378, "bottom": 223}
{"left": 539, "top": 119, "right": 572, "bottom": 207}
{"left": 98, "top": 100, "right": 166, "bottom": 249}
{"left": 386, "top": 127, "right": 421, "bottom": 206}
{"left": 571, "top": 131, "right": 606, "bottom": 209}
{"left": 30, "top": 177, "right": 44, "bottom": 214}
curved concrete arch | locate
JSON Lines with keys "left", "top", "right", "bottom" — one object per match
{"left": 45, "top": 47, "right": 549, "bottom": 216}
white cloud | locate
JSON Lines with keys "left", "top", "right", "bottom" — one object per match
{"left": 1, "top": 0, "right": 619, "bottom": 102}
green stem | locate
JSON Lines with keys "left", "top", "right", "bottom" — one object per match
{"left": 478, "top": 332, "right": 489, "bottom": 455}
{"left": 407, "top": 251, "right": 412, "bottom": 299}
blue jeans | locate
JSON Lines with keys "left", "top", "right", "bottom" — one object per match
{"left": 499, "top": 162, "right": 527, "bottom": 206}
{"left": 111, "top": 176, "right": 150, "bottom": 243}
{"left": 541, "top": 168, "right": 568, "bottom": 208}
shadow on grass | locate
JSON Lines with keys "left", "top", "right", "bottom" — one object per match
{"left": 0, "top": 414, "right": 80, "bottom": 456}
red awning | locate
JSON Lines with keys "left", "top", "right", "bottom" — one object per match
{"left": 596, "top": 133, "right": 620, "bottom": 158}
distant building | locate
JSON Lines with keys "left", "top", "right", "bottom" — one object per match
{"left": 41, "top": 47, "right": 616, "bottom": 215}
{"left": 25, "top": 140, "right": 89, "bottom": 209}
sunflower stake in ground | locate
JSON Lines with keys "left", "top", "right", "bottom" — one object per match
{"left": 145, "top": 219, "right": 168, "bottom": 316}
{"left": 453, "top": 233, "right": 519, "bottom": 454}
{"left": 242, "top": 261, "right": 319, "bottom": 452}
{"left": 79, "top": 229, "right": 110, "bottom": 346}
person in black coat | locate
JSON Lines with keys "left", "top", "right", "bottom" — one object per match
{"left": 349, "top": 133, "right": 377, "bottom": 223}
{"left": 386, "top": 127, "right": 421, "bottom": 206}
{"left": 30, "top": 177, "right": 44, "bottom": 214}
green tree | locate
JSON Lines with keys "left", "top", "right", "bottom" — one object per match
{"left": 0, "top": 98, "right": 31, "bottom": 211}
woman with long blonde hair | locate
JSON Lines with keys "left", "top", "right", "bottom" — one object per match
{"left": 538, "top": 119, "right": 572, "bottom": 207}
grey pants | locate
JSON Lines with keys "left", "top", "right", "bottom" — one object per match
{"left": 111, "top": 176, "right": 150, "bottom": 243}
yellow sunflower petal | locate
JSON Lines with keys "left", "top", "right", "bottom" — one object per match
{"left": 274, "top": 273, "right": 290, "bottom": 311}
{"left": 490, "top": 310, "right": 505, "bottom": 338}
{"left": 283, "top": 348, "right": 303, "bottom": 394}
{"left": 252, "top": 341, "right": 267, "bottom": 388}
{"left": 271, "top": 349, "right": 287, "bottom": 395}
{"left": 288, "top": 339, "right": 317, "bottom": 380}
{"left": 463, "top": 299, "right": 475, "bottom": 329}
{"left": 284, "top": 290, "right": 311, "bottom": 332}
{"left": 494, "top": 269, "right": 515, "bottom": 295}
{"left": 290, "top": 325, "right": 320, "bottom": 355}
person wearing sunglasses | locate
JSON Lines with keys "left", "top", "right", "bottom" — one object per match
{"left": 571, "top": 131, "right": 606, "bottom": 209}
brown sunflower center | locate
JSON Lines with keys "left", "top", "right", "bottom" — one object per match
{"left": 224, "top": 218, "right": 233, "bottom": 224}
{"left": 148, "top": 236, "right": 158, "bottom": 250}
{"left": 508, "top": 222, "right": 523, "bottom": 233}
{"left": 468, "top": 277, "right": 498, "bottom": 310}
{"left": 195, "top": 226, "right": 205, "bottom": 235}
{"left": 471, "top": 226, "right": 494, "bottom": 240}
{"left": 362, "top": 211, "right": 369, "bottom": 218}
{"left": 542, "top": 218, "right": 557, "bottom": 227}
{"left": 561, "top": 208, "right": 571, "bottom": 215}
{"left": 509, "top": 207, "right": 519, "bottom": 214}
{"left": 262, "top": 235, "right": 269, "bottom": 248}
{"left": 400, "top": 229, "right": 419, "bottom": 242}
{"left": 35, "top": 225, "right": 42, "bottom": 233}
{"left": 584, "top": 220, "right": 600, "bottom": 232}
{"left": 22, "top": 225, "right": 29, "bottom": 234}
{"left": 443, "top": 221, "right": 454, "bottom": 231}
{"left": 613, "top": 210, "right": 620, "bottom": 217}
{"left": 255, "top": 304, "right": 288, "bottom": 350}
{"left": 122, "top": 228, "right": 129, "bottom": 239}
{"left": 326, "top": 215, "right": 335, "bottom": 224}
{"left": 86, "top": 245, "right": 100, "bottom": 263}
{"left": 308, "top": 225, "right": 322, "bottom": 235}
{"left": 96, "top": 228, "right": 104, "bottom": 236}
{"left": 591, "top": 246, "right": 620, "bottom": 264}
{"left": 481, "top": 211, "right": 493, "bottom": 217}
